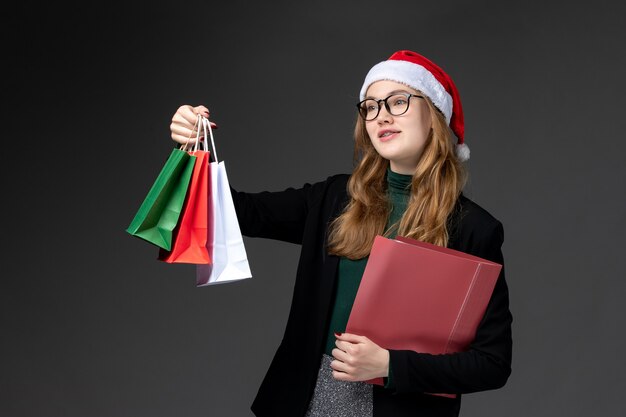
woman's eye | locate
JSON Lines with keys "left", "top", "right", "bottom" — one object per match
{"left": 392, "top": 98, "right": 407, "bottom": 107}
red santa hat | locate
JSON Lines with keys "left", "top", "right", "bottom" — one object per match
{"left": 360, "top": 50, "right": 470, "bottom": 161}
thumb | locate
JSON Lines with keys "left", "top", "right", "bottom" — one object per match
{"left": 193, "top": 106, "right": 219, "bottom": 129}
{"left": 193, "top": 105, "right": 210, "bottom": 118}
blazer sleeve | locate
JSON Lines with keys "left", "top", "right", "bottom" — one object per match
{"left": 230, "top": 177, "right": 337, "bottom": 245}
{"left": 388, "top": 219, "right": 513, "bottom": 395}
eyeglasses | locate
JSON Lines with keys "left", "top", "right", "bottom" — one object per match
{"left": 356, "top": 93, "right": 424, "bottom": 121}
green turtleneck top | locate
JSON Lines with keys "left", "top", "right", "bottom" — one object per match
{"left": 323, "top": 168, "right": 412, "bottom": 386}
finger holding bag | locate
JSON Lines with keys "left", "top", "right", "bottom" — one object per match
{"left": 196, "top": 116, "right": 252, "bottom": 286}
{"left": 170, "top": 104, "right": 217, "bottom": 145}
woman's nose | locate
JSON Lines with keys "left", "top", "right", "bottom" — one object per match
{"left": 377, "top": 104, "right": 393, "bottom": 123}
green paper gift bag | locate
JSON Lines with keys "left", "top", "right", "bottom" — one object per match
{"left": 126, "top": 148, "right": 197, "bottom": 250}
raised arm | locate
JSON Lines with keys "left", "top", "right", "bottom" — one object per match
{"left": 168, "top": 104, "right": 338, "bottom": 245}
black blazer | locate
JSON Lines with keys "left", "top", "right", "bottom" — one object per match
{"left": 231, "top": 174, "right": 512, "bottom": 417}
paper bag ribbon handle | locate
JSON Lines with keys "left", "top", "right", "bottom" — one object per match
{"left": 200, "top": 116, "right": 218, "bottom": 162}
{"left": 179, "top": 114, "right": 214, "bottom": 156}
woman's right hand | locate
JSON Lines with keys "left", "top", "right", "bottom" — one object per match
{"left": 169, "top": 104, "right": 218, "bottom": 145}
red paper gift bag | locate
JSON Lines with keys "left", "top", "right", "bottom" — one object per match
{"left": 159, "top": 121, "right": 212, "bottom": 264}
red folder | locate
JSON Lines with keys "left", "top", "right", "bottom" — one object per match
{"left": 345, "top": 235, "right": 502, "bottom": 395}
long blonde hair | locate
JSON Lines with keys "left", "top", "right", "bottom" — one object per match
{"left": 327, "top": 96, "right": 467, "bottom": 259}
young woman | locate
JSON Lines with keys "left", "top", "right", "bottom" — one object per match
{"left": 169, "top": 50, "right": 513, "bottom": 417}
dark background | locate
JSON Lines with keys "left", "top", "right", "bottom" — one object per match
{"left": 3, "top": 1, "right": 625, "bottom": 416}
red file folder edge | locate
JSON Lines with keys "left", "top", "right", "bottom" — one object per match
{"left": 345, "top": 235, "right": 502, "bottom": 397}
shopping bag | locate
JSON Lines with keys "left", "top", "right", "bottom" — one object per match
{"left": 196, "top": 116, "right": 252, "bottom": 286}
{"left": 126, "top": 147, "right": 196, "bottom": 251}
{"left": 159, "top": 120, "right": 212, "bottom": 264}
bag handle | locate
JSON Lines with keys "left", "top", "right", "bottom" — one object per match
{"left": 178, "top": 114, "right": 215, "bottom": 158}
{"left": 180, "top": 115, "right": 203, "bottom": 152}
{"left": 201, "top": 115, "right": 218, "bottom": 162}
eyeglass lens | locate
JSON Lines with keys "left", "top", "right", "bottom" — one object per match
{"left": 358, "top": 94, "right": 421, "bottom": 121}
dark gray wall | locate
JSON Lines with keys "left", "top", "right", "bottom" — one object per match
{"left": 3, "top": 1, "right": 625, "bottom": 416}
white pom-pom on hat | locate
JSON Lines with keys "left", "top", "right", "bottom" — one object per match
{"left": 456, "top": 143, "right": 470, "bottom": 162}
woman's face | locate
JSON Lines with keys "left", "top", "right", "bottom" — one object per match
{"left": 364, "top": 80, "right": 432, "bottom": 175}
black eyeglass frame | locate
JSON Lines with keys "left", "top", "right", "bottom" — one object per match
{"left": 356, "top": 92, "right": 424, "bottom": 121}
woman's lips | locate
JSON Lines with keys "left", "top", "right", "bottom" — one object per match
{"left": 378, "top": 130, "right": 400, "bottom": 142}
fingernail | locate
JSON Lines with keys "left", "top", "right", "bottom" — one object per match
{"left": 334, "top": 332, "right": 342, "bottom": 337}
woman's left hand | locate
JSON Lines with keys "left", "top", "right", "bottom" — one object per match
{"left": 331, "top": 332, "right": 390, "bottom": 382}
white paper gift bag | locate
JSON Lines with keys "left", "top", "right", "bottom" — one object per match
{"left": 196, "top": 117, "right": 252, "bottom": 286}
